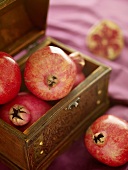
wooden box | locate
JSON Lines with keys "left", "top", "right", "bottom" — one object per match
{"left": 0, "top": 0, "right": 111, "bottom": 169}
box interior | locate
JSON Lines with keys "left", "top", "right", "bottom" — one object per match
{"left": 0, "top": 37, "right": 101, "bottom": 139}
{"left": 0, "top": 0, "right": 49, "bottom": 55}
{"left": 17, "top": 38, "right": 100, "bottom": 134}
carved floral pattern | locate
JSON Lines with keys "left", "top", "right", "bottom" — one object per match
{"left": 27, "top": 77, "right": 108, "bottom": 169}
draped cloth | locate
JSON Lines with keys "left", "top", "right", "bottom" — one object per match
{"left": 47, "top": 1, "right": 128, "bottom": 170}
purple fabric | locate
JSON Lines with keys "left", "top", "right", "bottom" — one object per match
{"left": 0, "top": 0, "right": 128, "bottom": 169}
{"left": 46, "top": 0, "right": 128, "bottom": 169}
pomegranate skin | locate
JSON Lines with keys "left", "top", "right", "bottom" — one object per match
{"left": 73, "top": 72, "right": 86, "bottom": 88}
{"left": 0, "top": 52, "right": 13, "bottom": 58}
{"left": 69, "top": 51, "right": 85, "bottom": 73}
{"left": 0, "top": 54, "right": 21, "bottom": 104}
{"left": 0, "top": 92, "right": 52, "bottom": 132}
{"left": 84, "top": 115, "right": 128, "bottom": 167}
{"left": 24, "top": 46, "right": 77, "bottom": 101}
{"left": 69, "top": 52, "right": 86, "bottom": 88}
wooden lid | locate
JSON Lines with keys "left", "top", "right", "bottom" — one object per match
{"left": 0, "top": 0, "right": 49, "bottom": 56}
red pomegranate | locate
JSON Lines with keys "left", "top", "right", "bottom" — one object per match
{"left": 24, "top": 46, "right": 77, "bottom": 101}
{"left": 0, "top": 92, "right": 52, "bottom": 132}
{"left": 0, "top": 53, "right": 21, "bottom": 104}
{"left": 84, "top": 114, "right": 128, "bottom": 167}
{"left": 69, "top": 51, "right": 86, "bottom": 88}
{"left": 69, "top": 51, "right": 85, "bottom": 73}
{"left": 73, "top": 72, "right": 86, "bottom": 88}
{"left": 0, "top": 52, "right": 13, "bottom": 58}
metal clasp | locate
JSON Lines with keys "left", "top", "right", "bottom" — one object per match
{"left": 65, "top": 97, "right": 80, "bottom": 110}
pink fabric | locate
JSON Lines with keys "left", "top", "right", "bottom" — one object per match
{"left": 46, "top": 0, "right": 128, "bottom": 169}
{"left": 1, "top": 0, "right": 128, "bottom": 169}
{"left": 46, "top": 0, "right": 128, "bottom": 103}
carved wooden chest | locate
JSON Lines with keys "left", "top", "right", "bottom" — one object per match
{"left": 0, "top": 0, "right": 111, "bottom": 169}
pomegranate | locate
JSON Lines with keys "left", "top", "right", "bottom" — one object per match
{"left": 73, "top": 72, "right": 86, "bottom": 88}
{"left": 84, "top": 114, "right": 128, "bottom": 167}
{"left": 24, "top": 46, "right": 77, "bottom": 101}
{"left": 69, "top": 51, "right": 86, "bottom": 88}
{"left": 69, "top": 51, "right": 85, "bottom": 73}
{"left": 0, "top": 92, "right": 52, "bottom": 132}
{"left": 0, "top": 51, "right": 13, "bottom": 58}
{"left": 0, "top": 53, "right": 21, "bottom": 104}
{"left": 86, "top": 20, "right": 124, "bottom": 60}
